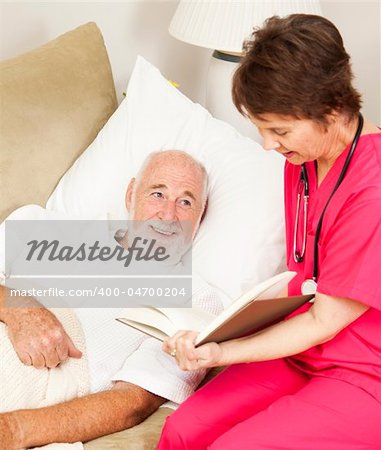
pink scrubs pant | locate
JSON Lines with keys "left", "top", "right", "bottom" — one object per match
{"left": 157, "top": 359, "right": 381, "bottom": 449}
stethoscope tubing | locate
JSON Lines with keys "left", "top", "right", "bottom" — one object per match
{"left": 295, "top": 113, "right": 364, "bottom": 285}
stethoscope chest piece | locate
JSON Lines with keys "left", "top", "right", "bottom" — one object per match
{"left": 301, "top": 279, "right": 317, "bottom": 297}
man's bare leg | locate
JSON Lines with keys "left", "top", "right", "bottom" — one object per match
{"left": 1, "top": 382, "right": 166, "bottom": 449}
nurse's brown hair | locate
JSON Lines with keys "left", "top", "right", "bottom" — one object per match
{"left": 232, "top": 14, "right": 361, "bottom": 124}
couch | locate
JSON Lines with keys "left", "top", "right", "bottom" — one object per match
{"left": 0, "top": 21, "right": 188, "bottom": 449}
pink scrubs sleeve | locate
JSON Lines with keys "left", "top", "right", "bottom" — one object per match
{"left": 317, "top": 196, "right": 381, "bottom": 310}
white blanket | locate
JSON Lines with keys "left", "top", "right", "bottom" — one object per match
{"left": 0, "top": 307, "right": 89, "bottom": 449}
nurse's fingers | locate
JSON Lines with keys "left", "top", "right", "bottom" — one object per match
{"left": 163, "top": 330, "right": 199, "bottom": 356}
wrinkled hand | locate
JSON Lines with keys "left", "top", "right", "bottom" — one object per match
{"left": 6, "top": 307, "right": 82, "bottom": 369}
{"left": 163, "top": 330, "right": 223, "bottom": 371}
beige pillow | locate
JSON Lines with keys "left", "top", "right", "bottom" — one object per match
{"left": 0, "top": 22, "right": 117, "bottom": 222}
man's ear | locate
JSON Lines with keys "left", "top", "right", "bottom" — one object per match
{"left": 125, "top": 178, "right": 136, "bottom": 212}
{"left": 200, "top": 198, "right": 208, "bottom": 224}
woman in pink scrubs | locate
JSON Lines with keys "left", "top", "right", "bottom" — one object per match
{"left": 158, "top": 14, "right": 381, "bottom": 450}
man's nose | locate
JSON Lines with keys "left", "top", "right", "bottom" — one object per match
{"left": 158, "top": 201, "right": 177, "bottom": 221}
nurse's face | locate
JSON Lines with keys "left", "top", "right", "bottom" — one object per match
{"left": 250, "top": 113, "right": 331, "bottom": 165}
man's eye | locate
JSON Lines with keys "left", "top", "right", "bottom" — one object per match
{"left": 180, "top": 199, "right": 191, "bottom": 207}
{"left": 152, "top": 192, "right": 164, "bottom": 198}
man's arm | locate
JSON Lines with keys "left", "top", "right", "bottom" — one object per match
{"left": 2, "top": 382, "right": 166, "bottom": 449}
{"left": 0, "top": 285, "right": 81, "bottom": 368}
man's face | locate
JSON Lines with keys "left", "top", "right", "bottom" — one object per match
{"left": 125, "top": 153, "right": 205, "bottom": 263}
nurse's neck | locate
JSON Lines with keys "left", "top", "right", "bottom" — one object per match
{"left": 316, "top": 114, "right": 360, "bottom": 187}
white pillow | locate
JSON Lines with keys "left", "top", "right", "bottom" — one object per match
{"left": 46, "top": 56, "right": 286, "bottom": 301}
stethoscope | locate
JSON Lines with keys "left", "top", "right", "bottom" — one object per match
{"left": 293, "top": 113, "right": 364, "bottom": 295}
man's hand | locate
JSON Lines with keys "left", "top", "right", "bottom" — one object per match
{"left": 5, "top": 307, "right": 82, "bottom": 369}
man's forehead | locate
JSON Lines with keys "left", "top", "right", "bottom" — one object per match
{"left": 144, "top": 161, "right": 202, "bottom": 181}
{"left": 137, "top": 154, "right": 204, "bottom": 195}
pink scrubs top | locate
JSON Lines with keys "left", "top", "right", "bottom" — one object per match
{"left": 284, "top": 133, "right": 381, "bottom": 402}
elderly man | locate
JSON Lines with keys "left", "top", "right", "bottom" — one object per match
{"left": 0, "top": 150, "right": 221, "bottom": 449}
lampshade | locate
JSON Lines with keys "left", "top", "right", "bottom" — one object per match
{"left": 169, "top": 0, "right": 323, "bottom": 53}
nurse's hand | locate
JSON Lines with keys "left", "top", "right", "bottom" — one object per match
{"left": 163, "top": 330, "right": 223, "bottom": 371}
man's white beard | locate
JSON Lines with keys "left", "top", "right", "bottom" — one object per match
{"left": 127, "top": 219, "right": 192, "bottom": 266}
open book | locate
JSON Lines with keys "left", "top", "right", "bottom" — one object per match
{"left": 116, "top": 271, "right": 314, "bottom": 346}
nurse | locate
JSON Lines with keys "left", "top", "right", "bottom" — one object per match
{"left": 158, "top": 14, "right": 381, "bottom": 450}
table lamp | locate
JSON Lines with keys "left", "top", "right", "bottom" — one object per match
{"left": 169, "top": 0, "right": 322, "bottom": 141}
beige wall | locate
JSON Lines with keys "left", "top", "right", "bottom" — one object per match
{"left": 321, "top": 1, "right": 380, "bottom": 124}
{"left": 0, "top": 1, "right": 211, "bottom": 105}
{"left": 1, "top": 1, "right": 380, "bottom": 123}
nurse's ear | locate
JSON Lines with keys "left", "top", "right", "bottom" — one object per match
{"left": 321, "top": 110, "right": 344, "bottom": 133}
{"left": 327, "top": 110, "right": 341, "bottom": 122}
{"left": 327, "top": 109, "right": 356, "bottom": 126}
{"left": 125, "top": 178, "right": 136, "bottom": 212}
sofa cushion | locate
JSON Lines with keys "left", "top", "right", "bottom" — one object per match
{"left": 84, "top": 407, "right": 173, "bottom": 450}
{"left": 0, "top": 22, "right": 117, "bottom": 222}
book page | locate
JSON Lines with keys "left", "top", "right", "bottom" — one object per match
{"left": 118, "top": 307, "right": 177, "bottom": 337}
{"left": 156, "top": 307, "right": 215, "bottom": 331}
{"left": 117, "top": 306, "right": 215, "bottom": 339}
{"left": 116, "top": 319, "right": 169, "bottom": 341}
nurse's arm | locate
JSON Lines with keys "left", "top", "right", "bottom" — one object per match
{"left": 166, "top": 293, "right": 369, "bottom": 370}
